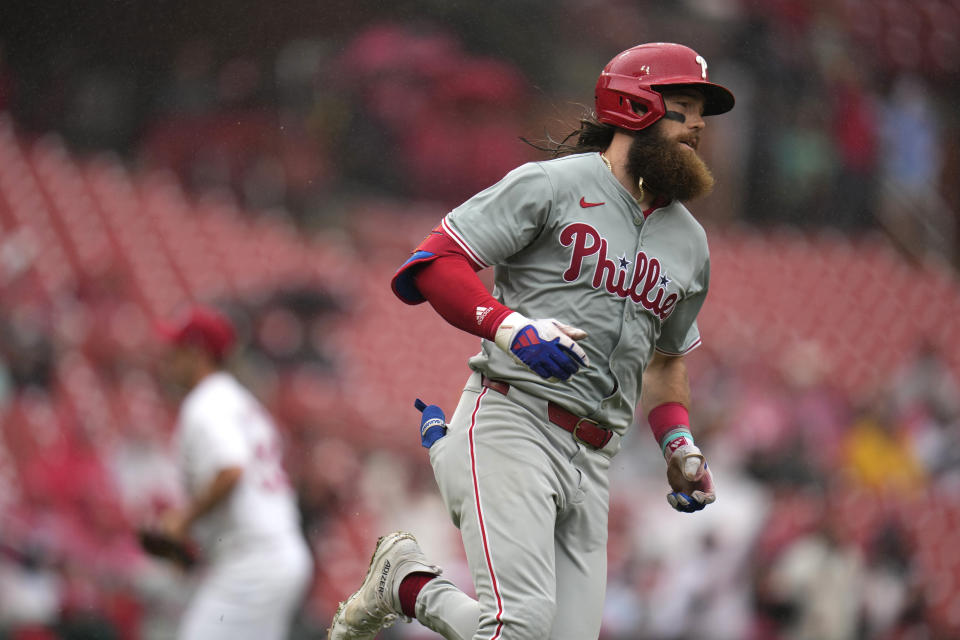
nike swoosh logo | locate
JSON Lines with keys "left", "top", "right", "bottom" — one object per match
{"left": 579, "top": 197, "right": 604, "bottom": 208}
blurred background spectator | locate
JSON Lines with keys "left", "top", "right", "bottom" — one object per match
{"left": 0, "top": 0, "right": 959, "bottom": 638}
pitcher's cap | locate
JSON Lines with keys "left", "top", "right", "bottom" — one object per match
{"left": 156, "top": 306, "right": 236, "bottom": 360}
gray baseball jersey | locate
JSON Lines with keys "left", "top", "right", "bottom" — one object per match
{"left": 412, "top": 152, "right": 711, "bottom": 640}
{"left": 442, "top": 151, "right": 710, "bottom": 434}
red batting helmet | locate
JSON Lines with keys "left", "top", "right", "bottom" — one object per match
{"left": 595, "top": 43, "right": 735, "bottom": 131}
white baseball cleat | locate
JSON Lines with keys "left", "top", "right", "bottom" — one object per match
{"left": 327, "top": 531, "right": 442, "bottom": 640}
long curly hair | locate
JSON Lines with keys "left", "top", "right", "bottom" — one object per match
{"left": 522, "top": 112, "right": 616, "bottom": 158}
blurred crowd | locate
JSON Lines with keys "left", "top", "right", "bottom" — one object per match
{"left": 1, "top": 0, "right": 959, "bottom": 263}
{"left": 1, "top": 0, "right": 960, "bottom": 639}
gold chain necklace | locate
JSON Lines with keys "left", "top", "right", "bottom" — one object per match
{"left": 599, "top": 152, "right": 644, "bottom": 202}
{"left": 600, "top": 152, "right": 613, "bottom": 172}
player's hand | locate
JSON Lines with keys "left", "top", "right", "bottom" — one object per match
{"left": 159, "top": 509, "right": 190, "bottom": 543}
{"left": 494, "top": 312, "right": 589, "bottom": 381}
{"left": 665, "top": 443, "right": 716, "bottom": 513}
{"left": 415, "top": 398, "right": 447, "bottom": 449}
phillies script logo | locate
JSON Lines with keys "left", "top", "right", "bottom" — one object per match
{"left": 559, "top": 223, "right": 678, "bottom": 320}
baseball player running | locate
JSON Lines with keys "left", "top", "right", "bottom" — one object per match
{"left": 329, "top": 42, "right": 731, "bottom": 640}
{"left": 156, "top": 306, "right": 313, "bottom": 640}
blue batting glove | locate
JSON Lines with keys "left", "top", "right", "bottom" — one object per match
{"left": 415, "top": 398, "right": 447, "bottom": 449}
{"left": 667, "top": 491, "right": 709, "bottom": 513}
{"left": 494, "top": 313, "right": 590, "bottom": 382}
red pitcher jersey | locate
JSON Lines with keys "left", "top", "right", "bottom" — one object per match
{"left": 441, "top": 152, "right": 710, "bottom": 433}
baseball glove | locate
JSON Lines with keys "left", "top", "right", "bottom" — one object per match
{"left": 137, "top": 528, "right": 197, "bottom": 568}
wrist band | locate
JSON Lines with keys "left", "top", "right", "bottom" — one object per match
{"left": 660, "top": 427, "right": 695, "bottom": 458}
{"left": 648, "top": 402, "right": 693, "bottom": 457}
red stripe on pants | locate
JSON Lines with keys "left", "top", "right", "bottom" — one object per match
{"left": 468, "top": 387, "right": 505, "bottom": 639}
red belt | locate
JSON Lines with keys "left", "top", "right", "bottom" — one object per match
{"left": 480, "top": 376, "right": 614, "bottom": 450}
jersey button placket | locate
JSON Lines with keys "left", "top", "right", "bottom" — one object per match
{"left": 632, "top": 198, "right": 644, "bottom": 225}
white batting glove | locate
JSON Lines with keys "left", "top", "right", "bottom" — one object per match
{"left": 665, "top": 443, "right": 716, "bottom": 513}
{"left": 494, "top": 312, "right": 590, "bottom": 381}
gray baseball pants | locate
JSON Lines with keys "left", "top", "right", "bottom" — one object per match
{"left": 415, "top": 371, "right": 615, "bottom": 640}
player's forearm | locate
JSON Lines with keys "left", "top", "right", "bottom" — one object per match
{"left": 641, "top": 352, "right": 691, "bottom": 410}
{"left": 414, "top": 256, "right": 512, "bottom": 340}
{"left": 642, "top": 353, "right": 699, "bottom": 460}
{"left": 184, "top": 466, "right": 244, "bottom": 527}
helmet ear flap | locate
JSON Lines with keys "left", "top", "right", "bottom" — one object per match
{"left": 616, "top": 95, "right": 643, "bottom": 114}
{"left": 595, "top": 74, "right": 665, "bottom": 130}
{"left": 627, "top": 97, "right": 648, "bottom": 117}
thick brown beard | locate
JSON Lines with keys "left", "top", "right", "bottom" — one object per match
{"left": 625, "top": 123, "right": 715, "bottom": 202}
